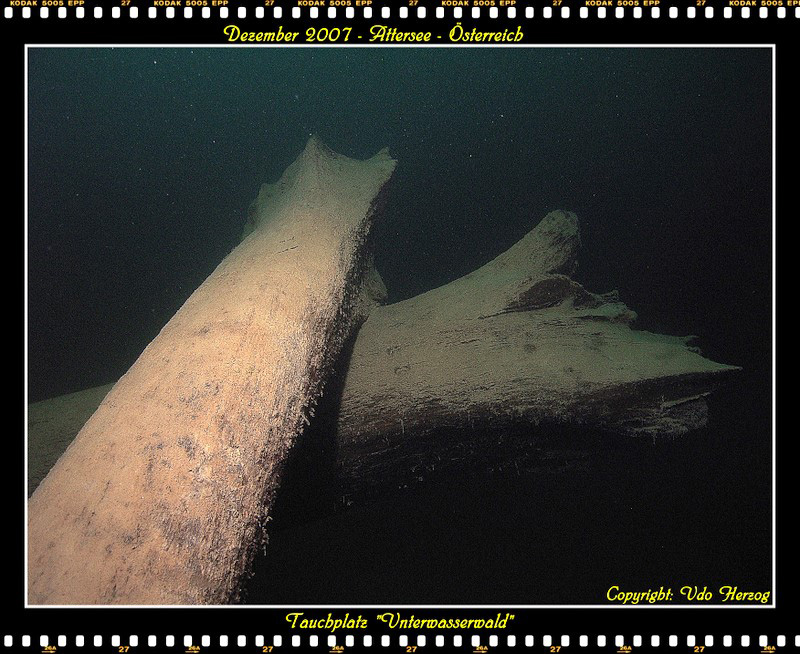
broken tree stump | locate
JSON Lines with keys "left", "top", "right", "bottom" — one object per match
{"left": 27, "top": 137, "right": 396, "bottom": 605}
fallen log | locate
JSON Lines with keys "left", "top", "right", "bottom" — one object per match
{"left": 334, "top": 210, "right": 739, "bottom": 497}
{"left": 29, "top": 212, "right": 738, "bottom": 514}
{"left": 27, "top": 137, "right": 396, "bottom": 605}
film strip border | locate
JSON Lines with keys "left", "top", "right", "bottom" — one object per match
{"left": 2, "top": 634, "right": 800, "bottom": 649}
{"left": 2, "top": 2, "right": 799, "bottom": 19}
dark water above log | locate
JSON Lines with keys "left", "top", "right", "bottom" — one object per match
{"left": 26, "top": 47, "right": 772, "bottom": 605}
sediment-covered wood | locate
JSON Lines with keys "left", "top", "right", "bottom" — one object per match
{"left": 333, "top": 211, "right": 739, "bottom": 495}
{"left": 30, "top": 212, "right": 737, "bottom": 512}
{"left": 27, "top": 137, "right": 396, "bottom": 605}
{"left": 28, "top": 212, "right": 738, "bottom": 525}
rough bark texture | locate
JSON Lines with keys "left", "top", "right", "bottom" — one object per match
{"left": 27, "top": 137, "right": 396, "bottom": 605}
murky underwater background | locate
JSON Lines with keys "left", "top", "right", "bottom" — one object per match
{"left": 27, "top": 47, "right": 772, "bottom": 604}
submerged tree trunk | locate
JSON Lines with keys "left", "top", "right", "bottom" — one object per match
{"left": 27, "top": 137, "right": 396, "bottom": 605}
{"left": 29, "top": 212, "right": 738, "bottom": 516}
{"left": 334, "top": 210, "right": 739, "bottom": 497}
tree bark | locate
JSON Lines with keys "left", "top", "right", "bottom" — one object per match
{"left": 27, "top": 137, "right": 396, "bottom": 605}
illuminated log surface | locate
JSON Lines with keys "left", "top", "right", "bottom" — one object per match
{"left": 29, "top": 212, "right": 738, "bottom": 516}
{"left": 27, "top": 137, "right": 396, "bottom": 605}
